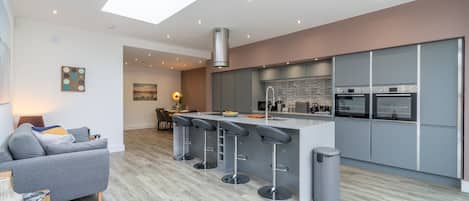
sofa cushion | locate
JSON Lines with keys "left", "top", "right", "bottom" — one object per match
{"left": 8, "top": 123, "right": 46, "bottom": 160}
{"left": 33, "top": 131, "right": 76, "bottom": 145}
{"left": 67, "top": 127, "right": 90, "bottom": 143}
{"left": 44, "top": 139, "right": 108, "bottom": 155}
{"left": 0, "top": 140, "right": 12, "bottom": 163}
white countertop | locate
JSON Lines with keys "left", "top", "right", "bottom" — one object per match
{"left": 176, "top": 112, "right": 333, "bottom": 130}
{"left": 252, "top": 110, "right": 333, "bottom": 118}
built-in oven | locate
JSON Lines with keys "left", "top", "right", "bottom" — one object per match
{"left": 372, "top": 85, "right": 417, "bottom": 121}
{"left": 335, "top": 87, "right": 370, "bottom": 118}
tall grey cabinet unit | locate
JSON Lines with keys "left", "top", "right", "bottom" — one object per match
{"left": 419, "top": 39, "right": 461, "bottom": 178}
{"left": 212, "top": 73, "right": 222, "bottom": 112}
{"left": 335, "top": 117, "right": 371, "bottom": 161}
{"left": 372, "top": 45, "right": 418, "bottom": 85}
{"left": 335, "top": 52, "right": 370, "bottom": 87}
{"left": 234, "top": 69, "right": 253, "bottom": 113}
{"left": 221, "top": 71, "right": 236, "bottom": 111}
{"left": 212, "top": 69, "right": 254, "bottom": 113}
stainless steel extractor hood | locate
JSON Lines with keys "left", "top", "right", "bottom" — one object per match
{"left": 212, "top": 28, "right": 229, "bottom": 67}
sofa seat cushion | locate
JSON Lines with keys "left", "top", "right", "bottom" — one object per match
{"left": 8, "top": 124, "right": 46, "bottom": 160}
{"left": 44, "top": 139, "right": 108, "bottom": 155}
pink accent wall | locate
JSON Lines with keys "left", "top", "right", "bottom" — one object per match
{"left": 204, "top": 0, "right": 469, "bottom": 181}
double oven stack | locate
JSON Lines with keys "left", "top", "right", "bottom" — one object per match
{"left": 335, "top": 85, "right": 417, "bottom": 122}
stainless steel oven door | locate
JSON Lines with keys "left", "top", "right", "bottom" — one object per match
{"left": 335, "top": 94, "right": 370, "bottom": 118}
{"left": 373, "top": 93, "right": 417, "bottom": 121}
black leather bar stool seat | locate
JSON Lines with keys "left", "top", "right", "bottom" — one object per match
{"left": 172, "top": 116, "right": 193, "bottom": 160}
{"left": 191, "top": 119, "right": 217, "bottom": 170}
{"left": 256, "top": 125, "right": 292, "bottom": 200}
{"left": 219, "top": 121, "right": 250, "bottom": 184}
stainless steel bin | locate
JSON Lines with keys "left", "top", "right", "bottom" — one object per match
{"left": 313, "top": 147, "right": 341, "bottom": 201}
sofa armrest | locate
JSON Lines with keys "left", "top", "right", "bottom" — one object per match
{"left": 0, "top": 149, "right": 109, "bottom": 201}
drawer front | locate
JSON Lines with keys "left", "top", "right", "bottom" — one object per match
{"left": 420, "top": 125, "right": 458, "bottom": 178}
{"left": 371, "top": 121, "right": 417, "bottom": 170}
{"left": 335, "top": 117, "right": 371, "bottom": 161}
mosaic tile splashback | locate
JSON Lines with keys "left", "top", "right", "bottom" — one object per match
{"left": 263, "top": 77, "right": 332, "bottom": 107}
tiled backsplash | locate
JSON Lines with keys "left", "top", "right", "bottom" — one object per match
{"left": 263, "top": 77, "right": 332, "bottom": 107}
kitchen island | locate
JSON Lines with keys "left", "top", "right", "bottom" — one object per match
{"left": 173, "top": 112, "right": 335, "bottom": 201}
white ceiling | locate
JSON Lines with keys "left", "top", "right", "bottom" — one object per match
{"left": 124, "top": 46, "right": 207, "bottom": 71}
{"left": 13, "top": 0, "right": 413, "bottom": 51}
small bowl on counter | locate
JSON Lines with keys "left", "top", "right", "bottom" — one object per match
{"left": 222, "top": 111, "right": 239, "bottom": 117}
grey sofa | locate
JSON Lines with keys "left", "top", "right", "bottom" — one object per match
{"left": 0, "top": 124, "right": 110, "bottom": 201}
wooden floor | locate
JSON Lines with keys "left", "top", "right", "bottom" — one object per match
{"left": 76, "top": 128, "right": 469, "bottom": 201}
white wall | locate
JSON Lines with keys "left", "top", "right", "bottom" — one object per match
{"left": 0, "top": 0, "right": 14, "bottom": 144}
{"left": 124, "top": 65, "right": 180, "bottom": 130}
{"left": 12, "top": 18, "right": 210, "bottom": 152}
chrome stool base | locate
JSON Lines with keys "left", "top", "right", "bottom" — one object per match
{"left": 193, "top": 162, "right": 217, "bottom": 169}
{"left": 257, "top": 186, "right": 292, "bottom": 200}
{"left": 221, "top": 174, "right": 250, "bottom": 184}
{"left": 175, "top": 153, "right": 193, "bottom": 161}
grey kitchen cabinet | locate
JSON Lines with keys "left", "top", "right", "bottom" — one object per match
{"left": 235, "top": 69, "right": 253, "bottom": 113}
{"left": 335, "top": 117, "right": 371, "bottom": 161}
{"left": 335, "top": 52, "right": 370, "bottom": 87}
{"left": 221, "top": 71, "right": 236, "bottom": 111}
{"left": 281, "top": 64, "right": 306, "bottom": 79}
{"left": 420, "top": 39, "right": 459, "bottom": 127}
{"left": 259, "top": 67, "right": 282, "bottom": 81}
{"left": 371, "top": 120, "right": 417, "bottom": 170}
{"left": 212, "top": 73, "right": 222, "bottom": 112}
{"left": 305, "top": 60, "right": 332, "bottom": 77}
{"left": 372, "top": 45, "right": 418, "bottom": 85}
{"left": 420, "top": 125, "right": 458, "bottom": 178}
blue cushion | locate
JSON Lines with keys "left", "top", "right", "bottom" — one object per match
{"left": 44, "top": 139, "right": 108, "bottom": 155}
{"left": 8, "top": 124, "right": 46, "bottom": 160}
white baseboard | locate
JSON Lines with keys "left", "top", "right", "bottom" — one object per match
{"left": 109, "top": 144, "right": 125, "bottom": 153}
{"left": 462, "top": 180, "right": 469, "bottom": 193}
{"left": 124, "top": 123, "right": 155, "bottom": 131}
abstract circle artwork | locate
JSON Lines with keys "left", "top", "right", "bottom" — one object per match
{"left": 61, "top": 66, "right": 86, "bottom": 92}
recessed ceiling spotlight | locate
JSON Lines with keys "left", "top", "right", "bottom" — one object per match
{"left": 247, "top": 34, "right": 251, "bottom": 39}
{"left": 52, "top": 10, "right": 58, "bottom": 15}
{"left": 314, "top": 58, "right": 319, "bottom": 61}
{"left": 148, "top": 53, "right": 152, "bottom": 57}
{"left": 286, "top": 61, "right": 290, "bottom": 65}
{"left": 162, "top": 61, "right": 165, "bottom": 65}
{"left": 149, "top": 64, "right": 153, "bottom": 67}
{"left": 166, "top": 34, "right": 171, "bottom": 39}
{"left": 262, "top": 65, "right": 266, "bottom": 68}
{"left": 197, "top": 19, "right": 202, "bottom": 25}
{"left": 125, "top": 61, "right": 128, "bottom": 65}
{"left": 217, "top": 66, "right": 223, "bottom": 69}
{"left": 297, "top": 19, "right": 302, "bottom": 24}
{"left": 170, "top": 66, "right": 174, "bottom": 70}
{"left": 199, "top": 60, "right": 203, "bottom": 64}
{"left": 135, "top": 58, "right": 138, "bottom": 61}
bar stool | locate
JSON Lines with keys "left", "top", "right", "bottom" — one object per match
{"left": 219, "top": 121, "right": 250, "bottom": 184}
{"left": 191, "top": 119, "right": 217, "bottom": 170}
{"left": 172, "top": 115, "right": 193, "bottom": 161}
{"left": 256, "top": 125, "right": 292, "bottom": 200}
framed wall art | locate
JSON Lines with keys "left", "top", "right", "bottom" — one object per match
{"left": 133, "top": 83, "right": 158, "bottom": 101}
{"left": 61, "top": 66, "right": 86, "bottom": 92}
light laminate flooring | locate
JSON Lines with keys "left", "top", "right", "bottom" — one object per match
{"left": 76, "top": 128, "right": 469, "bottom": 201}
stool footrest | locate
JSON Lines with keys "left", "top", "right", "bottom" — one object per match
{"left": 237, "top": 154, "right": 248, "bottom": 161}
{"left": 205, "top": 147, "right": 214, "bottom": 152}
{"left": 270, "top": 164, "right": 289, "bottom": 172}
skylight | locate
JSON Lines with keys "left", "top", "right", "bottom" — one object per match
{"left": 101, "top": 0, "right": 197, "bottom": 24}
